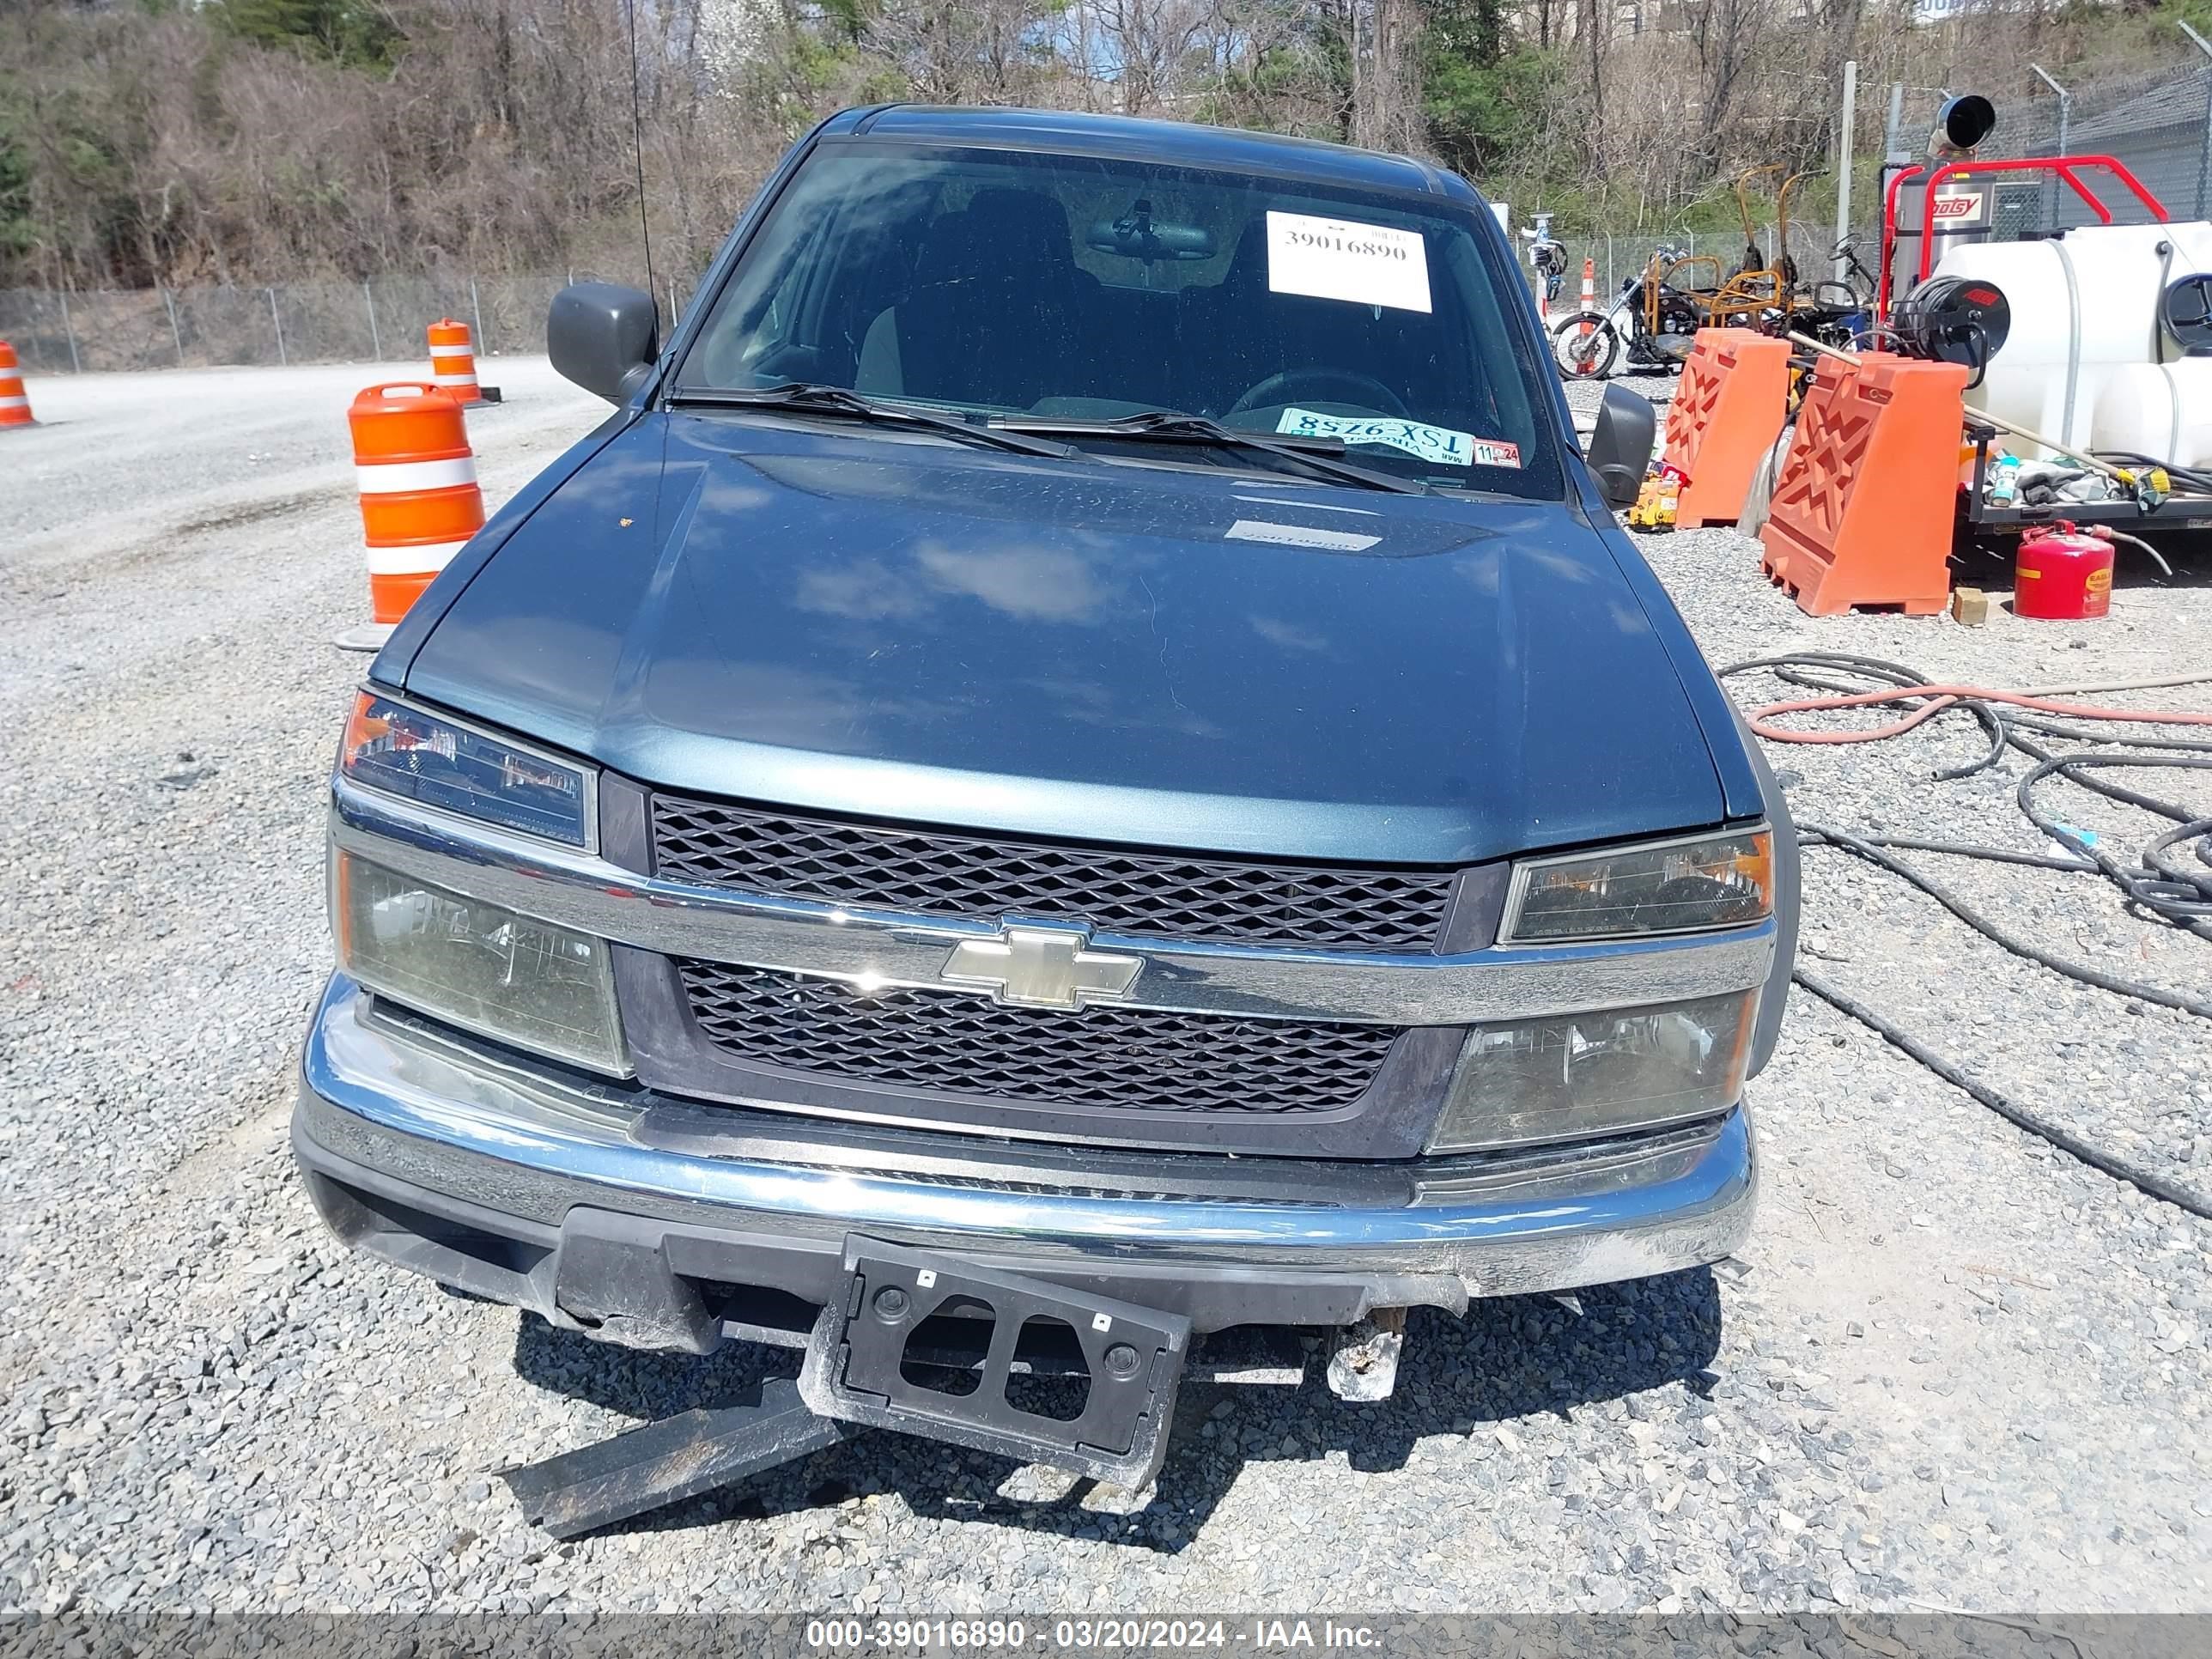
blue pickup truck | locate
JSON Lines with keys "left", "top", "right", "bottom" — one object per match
{"left": 295, "top": 106, "right": 1795, "bottom": 1510}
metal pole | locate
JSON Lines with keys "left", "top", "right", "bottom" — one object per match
{"left": 58, "top": 289, "right": 80, "bottom": 374}
{"left": 161, "top": 285, "right": 185, "bottom": 366}
{"left": 2029, "top": 65, "right": 2069, "bottom": 233}
{"left": 1833, "top": 59, "right": 1858, "bottom": 284}
{"left": 364, "top": 280, "right": 381, "bottom": 361}
{"left": 268, "top": 286, "right": 286, "bottom": 366}
{"left": 1604, "top": 234, "right": 1613, "bottom": 299}
{"left": 1883, "top": 82, "right": 1905, "bottom": 164}
{"left": 2184, "top": 22, "right": 2212, "bottom": 219}
{"left": 470, "top": 276, "right": 487, "bottom": 358}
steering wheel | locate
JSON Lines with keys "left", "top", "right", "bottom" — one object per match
{"left": 1226, "top": 368, "right": 1408, "bottom": 419}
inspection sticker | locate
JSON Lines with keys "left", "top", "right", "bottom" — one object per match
{"left": 1265, "top": 210, "right": 1431, "bottom": 313}
{"left": 1277, "top": 407, "right": 1520, "bottom": 470}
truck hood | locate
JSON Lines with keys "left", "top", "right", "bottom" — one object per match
{"left": 401, "top": 412, "right": 1723, "bottom": 864}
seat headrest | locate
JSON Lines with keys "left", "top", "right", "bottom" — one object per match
{"left": 912, "top": 189, "right": 1076, "bottom": 289}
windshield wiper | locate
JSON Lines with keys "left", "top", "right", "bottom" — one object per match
{"left": 992, "top": 410, "right": 1429, "bottom": 495}
{"left": 666, "top": 383, "right": 1074, "bottom": 459}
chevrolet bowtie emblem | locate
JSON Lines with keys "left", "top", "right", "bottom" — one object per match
{"left": 939, "top": 921, "right": 1143, "bottom": 1010}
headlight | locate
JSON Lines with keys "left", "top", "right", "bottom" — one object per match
{"left": 1427, "top": 991, "right": 1753, "bottom": 1152}
{"left": 333, "top": 851, "right": 629, "bottom": 1075}
{"left": 1504, "top": 828, "right": 1772, "bottom": 943}
{"left": 339, "top": 692, "right": 593, "bottom": 848}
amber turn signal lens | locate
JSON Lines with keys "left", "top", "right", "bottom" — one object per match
{"left": 337, "top": 690, "right": 593, "bottom": 848}
{"left": 1505, "top": 828, "right": 1773, "bottom": 944}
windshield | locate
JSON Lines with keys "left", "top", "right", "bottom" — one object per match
{"left": 675, "top": 139, "right": 1562, "bottom": 499}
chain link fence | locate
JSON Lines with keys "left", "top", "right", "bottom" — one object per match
{"left": 2009, "top": 64, "right": 2208, "bottom": 227}
{"left": 1507, "top": 49, "right": 2212, "bottom": 325}
{"left": 0, "top": 271, "right": 702, "bottom": 376}
{"left": 1528, "top": 222, "right": 1847, "bottom": 313}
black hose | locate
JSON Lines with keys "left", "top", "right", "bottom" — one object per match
{"left": 2149, "top": 817, "right": 2212, "bottom": 905}
{"left": 1722, "top": 652, "right": 2212, "bottom": 933}
{"left": 1799, "top": 829, "right": 2093, "bottom": 873}
{"left": 2095, "top": 449, "right": 2212, "bottom": 496}
{"left": 1798, "top": 822, "right": 2212, "bottom": 1017}
{"left": 1722, "top": 652, "right": 2212, "bottom": 1214}
{"left": 1794, "top": 969, "right": 2212, "bottom": 1221}
{"left": 2017, "top": 752, "right": 2212, "bottom": 926}
{"left": 1719, "top": 650, "right": 2019, "bottom": 779}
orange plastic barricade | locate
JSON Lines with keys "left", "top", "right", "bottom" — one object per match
{"left": 1759, "top": 351, "right": 1969, "bottom": 617}
{"left": 1660, "top": 329, "right": 1791, "bottom": 527}
{"left": 0, "top": 341, "right": 33, "bottom": 428}
{"left": 427, "top": 318, "right": 483, "bottom": 406}
{"left": 337, "top": 382, "right": 484, "bottom": 651}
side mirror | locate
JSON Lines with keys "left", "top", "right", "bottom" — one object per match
{"left": 1587, "top": 383, "right": 1657, "bottom": 509}
{"left": 550, "top": 282, "right": 659, "bottom": 404}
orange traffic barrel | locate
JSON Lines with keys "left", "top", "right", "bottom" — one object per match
{"left": 337, "top": 382, "right": 484, "bottom": 651}
{"left": 427, "top": 318, "right": 483, "bottom": 406}
{"left": 0, "top": 341, "right": 33, "bottom": 429}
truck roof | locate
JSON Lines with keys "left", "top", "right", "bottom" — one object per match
{"left": 818, "top": 105, "right": 1480, "bottom": 206}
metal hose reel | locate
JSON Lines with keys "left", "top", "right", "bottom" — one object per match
{"left": 2160, "top": 272, "right": 2212, "bottom": 356}
{"left": 1894, "top": 274, "right": 2012, "bottom": 383}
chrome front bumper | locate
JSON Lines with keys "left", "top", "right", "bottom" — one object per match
{"left": 295, "top": 976, "right": 1758, "bottom": 1343}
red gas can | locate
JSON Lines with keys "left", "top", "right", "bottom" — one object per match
{"left": 2014, "top": 521, "right": 2114, "bottom": 620}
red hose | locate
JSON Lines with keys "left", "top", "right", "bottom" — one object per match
{"left": 1749, "top": 684, "right": 2212, "bottom": 743}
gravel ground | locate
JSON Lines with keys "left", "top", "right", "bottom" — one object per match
{"left": 1, "top": 360, "right": 2209, "bottom": 1619}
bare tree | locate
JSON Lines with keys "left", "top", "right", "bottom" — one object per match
{"left": 1680, "top": 0, "right": 1778, "bottom": 173}
{"left": 0, "top": 0, "right": 2191, "bottom": 291}
{"left": 1578, "top": 0, "right": 1610, "bottom": 171}
{"left": 1075, "top": 0, "right": 1227, "bottom": 115}
{"left": 866, "top": 0, "right": 1059, "bottom": 105}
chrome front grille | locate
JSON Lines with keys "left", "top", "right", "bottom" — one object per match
{"left": 650, "top": 793, "right": 1457, "bottom": 951}
{"left": 673, "top": 959, "right": 1401, "bottom": 1116}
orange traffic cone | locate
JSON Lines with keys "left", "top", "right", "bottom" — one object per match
{"left": 0, "top": 341, "right": 34, "bottom": 429}
{"left": 1575, "top": 258, "right": 1599, "bottom": 352}
{"left": 336, "top": 383, "right": 485, "bottom": 652}
{"left": 427, "top": 318, "right": 486, "bottom": 407}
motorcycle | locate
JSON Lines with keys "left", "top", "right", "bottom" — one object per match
{"left": 1550, "top": 246, "right": 1707, "bottom": 380}
{"left": 1553, "top": 232, "right": 1887, "bottom": 380}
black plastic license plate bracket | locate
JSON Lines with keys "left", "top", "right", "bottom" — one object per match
{"left": 798, "top": 1237, "right": 1190, "bottom": 1489}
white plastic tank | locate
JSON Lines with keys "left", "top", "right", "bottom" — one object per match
{"left": 1929, "top": 221, "right": 2212, "bottom": 458}
{"left": 2091, "top": 360, "right": 2212, "bottom": 469}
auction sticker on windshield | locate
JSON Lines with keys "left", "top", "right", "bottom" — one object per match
{"left": 1277, "top": 407, "right": 1520, "bottom": 469}
{"left": 1266, "top": 210, "right": 1431, "bottom": 313}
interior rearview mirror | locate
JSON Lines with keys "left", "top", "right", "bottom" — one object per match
{"left": 549, "top": 282, "right": 659, "bottom": 404}
{"left": 1084, "top": 219, "right": 1216, "bottom": 263}
{"left": 1587, "top": 383, "right": 1657, "bottom": 509}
